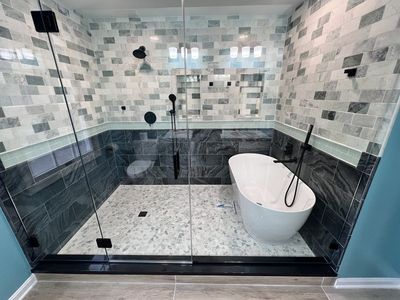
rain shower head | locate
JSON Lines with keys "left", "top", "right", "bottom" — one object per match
{"left": 133, "top": 46, "right": 146, "bottom": 59}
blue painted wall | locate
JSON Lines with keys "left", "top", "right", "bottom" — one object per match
{"left": 339, "top": 112, "right": 400, "bottom": 277}
{"left": 0, "top": 209, "right": 31, "bottom": 300}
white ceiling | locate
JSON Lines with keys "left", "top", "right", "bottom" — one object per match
{"left": 56, "top": 0, "right": 302, "bottom": 16}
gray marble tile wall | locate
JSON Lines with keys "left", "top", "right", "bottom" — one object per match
{"left": 0, "top": 0, "right": 107, "bottom": 153}
{"left": 270, "top": 129, "right": 379, "bottom": 270}
{"left": 91, "top": 13, "right": 286, "bottom": 123}
{"left": 278, "top": 0, "right": 400, "bottom": 155}
{"left": 0, "top": 0, "right": 286, "bottom": 153}
{"left": 0, "top": 126, "right": 381, "bottom": 269}
{"left": 0, "top": 131, "right": 118, "bottom": 263}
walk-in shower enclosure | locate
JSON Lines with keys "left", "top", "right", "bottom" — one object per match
{"left": 0, "top": 0, "right": 399, "bottom": 273}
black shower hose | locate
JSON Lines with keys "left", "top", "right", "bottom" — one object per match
{"left": 284, "top": 147, "right": 306, "bottom": 208}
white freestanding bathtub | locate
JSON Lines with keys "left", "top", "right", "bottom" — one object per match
{"left": 228, "top": 153, "right": 315, "bottom": 243}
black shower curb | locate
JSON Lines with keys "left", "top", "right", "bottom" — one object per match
{"left": 32, "top": 255, "right": 336, "bottom": 277}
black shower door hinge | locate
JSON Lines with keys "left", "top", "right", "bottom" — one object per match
{"left": 31, "top": 10, "right": 59, "bottom": 33}
{"left": 96, "top": 238, "right": 112, "bottom": 249}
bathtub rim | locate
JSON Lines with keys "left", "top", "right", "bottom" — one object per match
{"left": 228, "top": 153, "right": 316, "bottom": 214}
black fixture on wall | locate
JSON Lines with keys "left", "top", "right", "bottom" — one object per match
{"left": 344, "top": 68, "right": 357, "bottom": 77}
{"left": 168, "top": 94, "right": 180, "bottom": 180}
{"left": 144, "top": 111, "right": 157, "bottom": 126}
{"left": 274, "top": 124, "right": 314, "bottom": 208}
{"left": 31, "top": 10, "right": 59, "bottom": 33}
{"left": 132, "top": 46, "right": 147, "bottom": 59}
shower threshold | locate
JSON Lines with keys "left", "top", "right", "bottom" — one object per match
{"left": 33, "top": 255, "right": 336, "bottom": 277}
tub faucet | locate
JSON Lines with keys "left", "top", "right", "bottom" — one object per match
{"left": 273, "top": 158, "right": 298, "bottom": 164}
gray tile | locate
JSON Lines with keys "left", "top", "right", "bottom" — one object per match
{"left": 25, "top": 282, "right": 175, "bottom": 300}
{"left": 394, "top": 59, "right": 400, "bottom": 74}
{"left": 352, "top": 115, "right": 376, "bottom": 128}
{"left": 102, "top": 70, "right": 114, "bottom": 77}
{"left": 176, "top": 276, "right": 324, "bottom": 285}
{"left": 314, "top": 91, "right": 327, "bottom": 100}
{"left": 321, "top": 110, "right": 336, "bottom": 120}
{"left": 31, "top": 37, "right": 49, "bottom": 50}
{"left": 32, "top": 122, "right": 50, "bottom": 133}
{"left": 348, "top": 102, "right": 369, "bottom": 114}
{"left": 208, "top": 20, "right": 220, "bottom": 27}
{"left": 323, "top": 287, "right": 400, "bottom": 300}
{"left": 364, "top": 47, "right": 388, "bottom": 63}
{"left": 298, "top": 27, "right": 307, "bottom": 38}
{"left": 26, "top": 75, "right": 44, "bottom": 86}
{"left": 359, "top": 6, "right": 385, "bottom": 28}
{"left": 359, "top": 90, "right": 385, "bottom": 102}
{"left": 342, "top": 54, "right": 363, "bottom": 68}
{"left": 312, "top": 27, "right": 323, "bottom": 39}
{"left": 58, "top": 54, "right": 71, "bottom": 64}
{"left": 175, "top": 285, "right": 328, "bottom": 300}
{"left": 0, "top": 25, "right": 12, "bottom": 39}
{"left": 0, "top": 117, "right": 20, "bottom": 129}
{"left": 103, "top": 37, "right": 115, "bottom": 44}
{"left": 2, "top": 4, "right": 25, "bottom": 23}
{"left": 346, "top": 0, "right": 365, "bottom": 11}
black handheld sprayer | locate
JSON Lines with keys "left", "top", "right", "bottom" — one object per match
{"left": 282, "top": 124, "right": 314, "bottom": 207}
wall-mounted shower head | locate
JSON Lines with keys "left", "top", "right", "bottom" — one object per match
{"left": 133, "top": 46, "right": 146, "bottom": 59}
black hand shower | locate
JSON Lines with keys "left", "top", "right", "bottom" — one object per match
{"left": 168, "top": 94, "right": 180, "bottom": 179}
{"left": 283, "top": 124, "right": 314, "bottom": 208}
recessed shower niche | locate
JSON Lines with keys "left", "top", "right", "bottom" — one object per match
{"left": 0, "top": 0, "right": 398, "bottom": 276}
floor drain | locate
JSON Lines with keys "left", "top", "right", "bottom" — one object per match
{"left": 138, "top": 211, "right": 147, "bottom": 217}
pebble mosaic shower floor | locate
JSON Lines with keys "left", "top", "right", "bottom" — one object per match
{"left": 59, "top": 185, "right": 314, "bottom": 257}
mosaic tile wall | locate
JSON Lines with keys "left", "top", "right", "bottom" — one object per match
{"left": 271, "top": 130, "right": 379, "bottom": 270}
{"left": 278, "top": 0, "right": 400, "bottom": 155}
{"left": 0, "top": 130, "right": 118, "bottom": 263}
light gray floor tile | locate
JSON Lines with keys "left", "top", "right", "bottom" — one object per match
{"left": 323, "top": 287, "right": 400, "bottom": 300}
{"left": 175, "top": 284, "right": 328, "bottom": 300}
{"left": 24, "top": 282, "right": 174, "bottom": 300}
{"left": 176, "top": 275, "right": 324, "bottom": 285}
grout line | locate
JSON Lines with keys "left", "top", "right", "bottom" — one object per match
{"left": 174, "top": 282, "right": 327, "bottom": 287}
{"left": 39, "top": 280, "right": 175, "bottom": 285}
{"left": 173, "top": 276, "right": 177, "bottom": 300}
{"left": 321, "top": 286, "right": 332, "bottom": 300}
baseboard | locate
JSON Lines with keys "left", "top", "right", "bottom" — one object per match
{"left": 335, "top": 278, "right": 400, "bottom": 289}
{"left": 9, "top": 274, "right": 37, "bottom": 300}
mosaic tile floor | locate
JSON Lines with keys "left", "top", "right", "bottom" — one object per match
{"left": 59, "top": 185, "right": 314, "bottom": 257}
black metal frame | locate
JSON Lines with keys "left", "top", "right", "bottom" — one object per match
{"left": 33, "top": 255, "right": 336, "bottom": 277}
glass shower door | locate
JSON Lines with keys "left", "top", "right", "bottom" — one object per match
{"left": 39, "top": 0, "right": 193, "bottom": 261}
{"left": 0, "top": 0, "right": 108, "bottom": 264}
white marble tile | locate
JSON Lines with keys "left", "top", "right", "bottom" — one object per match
{"left": 59, "top": 185, "right": 314, "bottom": 257}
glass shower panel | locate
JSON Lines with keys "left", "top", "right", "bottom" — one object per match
{"left": 0, "top": 0, "right": 107, "bottom": 263}
{"left": 185, "top": 3, "right": 314, "bottom": 258}
{"left": 40, "top": 0, "right": 193, "bottom": 260}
